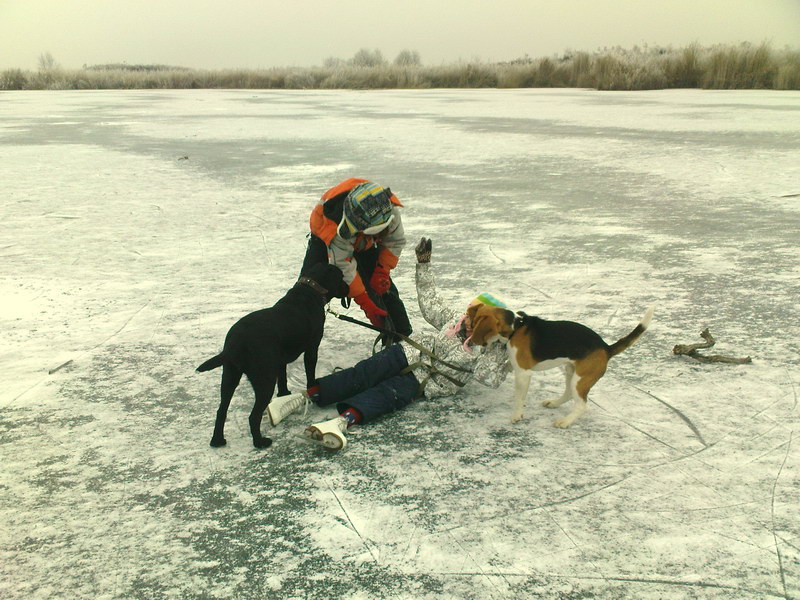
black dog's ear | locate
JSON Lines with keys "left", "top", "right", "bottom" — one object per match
{"left": 306, "top": 262, "right": 329, "bottom": 278}
{"left": 325, "top": 267, "right": 349, "bottom": 300}
{"left": 513, "top": 311, "right": 528, "bottom": 331}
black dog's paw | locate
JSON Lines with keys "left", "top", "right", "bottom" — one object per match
{"left": 253, "top": 436, "right": 273, "bottom": 449}
{"left": 210, "top": 437, "right": 227, "bottom": 447}
{"left": 276, "top": 390, "right": 291, "bottom": 397}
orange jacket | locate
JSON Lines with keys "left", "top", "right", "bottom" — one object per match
{"left": 309, "top": 178, "right": 405, "bottom": 298}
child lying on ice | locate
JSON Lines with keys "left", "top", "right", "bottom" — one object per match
{"left": 268, "top": 237, "right": 511, "bottom": 451}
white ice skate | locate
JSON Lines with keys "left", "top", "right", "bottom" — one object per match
{"left": 268, "top": 392, "right": 310, "bottom": 426}
{"left": 304, "top": 416, "right": 348, "bottom": 451}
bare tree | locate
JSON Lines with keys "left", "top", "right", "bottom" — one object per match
{"left": 350, "top": 48, "right": 386, "bottom": 68}
{"left": 38, "top": 51, "right": 59, "bottom": 71}
{"left": 323, "top": 56, "right": 346, "bottom": 69}
{"left": 394, "top": 49, "right": 421, "bottom": 67}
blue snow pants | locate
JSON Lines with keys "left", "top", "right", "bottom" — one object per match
{"left": 316, "top": 344, "right": 420, "bottom": 423}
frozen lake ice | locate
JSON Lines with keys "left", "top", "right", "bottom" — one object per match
{"left": 1, "top": 88, "right": 799, "bottom": 599}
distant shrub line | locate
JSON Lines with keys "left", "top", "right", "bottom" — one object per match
{"left": 3, "top": 43, "right": 798, "bottom": 91}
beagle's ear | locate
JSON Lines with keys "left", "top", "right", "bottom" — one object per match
{"left": 498, "top": 308, "right": 515, "bottom": 338}
{"left": 466, "top": 303, "right": 481, "bottom": 323}
{"left": 469, "top": 311, "right": 499, "bottom": 346}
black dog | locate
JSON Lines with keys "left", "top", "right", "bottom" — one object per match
{"left": 197, "top": 263, "right": 348, "bottom": 448}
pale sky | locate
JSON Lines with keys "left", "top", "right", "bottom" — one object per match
{"left": 1, "top": 0, "right": 799, "bottom": 71}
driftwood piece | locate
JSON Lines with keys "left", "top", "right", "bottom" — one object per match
{"left": 673, "top": 328, "right": 752, "bottom": 364}
{"left": 48, "top": 359, "right": 74, "bottom": 374}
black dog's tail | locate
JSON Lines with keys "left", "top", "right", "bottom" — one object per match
{"left": 196, "top": 353, "right": 225, "bottom": 372}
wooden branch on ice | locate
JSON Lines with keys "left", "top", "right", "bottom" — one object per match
{"left": 48, "top": 359, "right": 73, "bottom": 374}
{"left": 673, "top": 328, "right": 752, "bottom": 364}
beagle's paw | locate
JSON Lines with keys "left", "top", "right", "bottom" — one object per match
{"left": 542, "top": 396, "right": 568, "bottom": 408}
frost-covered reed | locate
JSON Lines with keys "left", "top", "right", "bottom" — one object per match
{"left": 2, "top": 43, "right": 798, "bottom": 91}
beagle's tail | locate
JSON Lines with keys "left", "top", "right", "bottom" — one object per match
{"left": 608, "top": 306, "right": 654, "bottom": 358}
{"left": 196, "top": 353, "right": 224, "bottom": 372}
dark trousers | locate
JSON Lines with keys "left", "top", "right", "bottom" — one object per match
{"left": 315, "top": 344, "right": 419, "bottom": 423}
{"left": 300, "top": 235, "right": 412, "bottom": 337}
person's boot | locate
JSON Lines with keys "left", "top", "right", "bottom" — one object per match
{"left": 382, "top": 289, "right": 412, "bottom": 343}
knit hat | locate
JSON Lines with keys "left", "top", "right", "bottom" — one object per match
{"left": 338, "top": 182, "right": 394, "bottom": 239}
{"left": 468, "top": 292, "right": 507, "bottom": 309}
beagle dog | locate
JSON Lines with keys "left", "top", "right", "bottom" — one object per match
{"left": 467, "top": 304, "right": 653, "bottom": 428}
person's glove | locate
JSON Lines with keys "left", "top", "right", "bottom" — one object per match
{"left": 354, "top": 292, "right": 388, "bottom": 328}
{"left": 369, "top": 265, "right": 391, "bottom": 295}
{"left": 415, "top": 237, "right": 432, "bottom": 263}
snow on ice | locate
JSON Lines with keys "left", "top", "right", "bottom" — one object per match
{"left": 1, "top": 88, "right": 799, "bottom": 599}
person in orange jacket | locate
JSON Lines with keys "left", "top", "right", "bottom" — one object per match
{"left": 299, "top": 178, "right": 412, "bottom": 337}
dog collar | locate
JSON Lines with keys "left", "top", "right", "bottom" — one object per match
{"left": 297, "top": 276, "right": 328, "bottom": 297}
